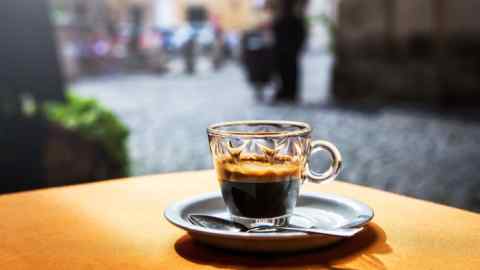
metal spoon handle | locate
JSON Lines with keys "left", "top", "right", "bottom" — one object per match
{"left": 248, "top": 226, "right": 363, "bottom": 237}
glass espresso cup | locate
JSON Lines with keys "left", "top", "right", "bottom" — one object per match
{"left": 208, "top": 120, "right": 342, "bottom": 227}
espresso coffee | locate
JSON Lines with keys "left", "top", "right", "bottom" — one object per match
{"left": 216, "top": 155, "right": 303, "bottom": 218}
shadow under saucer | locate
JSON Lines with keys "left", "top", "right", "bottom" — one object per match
{"left": 174, "top": 222, "right": 392, "bottom": 269}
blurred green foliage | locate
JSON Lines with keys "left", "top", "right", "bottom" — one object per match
{"left": 43, "top": 91, "right": 130, "bottom": 175}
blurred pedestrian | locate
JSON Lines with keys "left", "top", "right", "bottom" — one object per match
{"left": 128, "top": 5, "right": 144, "bottom": 55}
{"left": 211, "top": 16, "right": 226, "bottom": 71}
{"left": 272, "top": 0, "right": 307, "bottom": 102}
{"left": 183, "top": 36, "right": 196, "bottom": 74}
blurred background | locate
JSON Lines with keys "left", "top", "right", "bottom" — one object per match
{"left": 1, "top": 0, "right": 480, "bottom": 212}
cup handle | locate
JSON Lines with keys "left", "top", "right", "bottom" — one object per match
{"left": 306, "top": 140, "right": 342, "bottom": 183}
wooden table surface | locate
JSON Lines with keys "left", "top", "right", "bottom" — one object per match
{"left": 1, "top": 170, "right": 479, "bottom": 269}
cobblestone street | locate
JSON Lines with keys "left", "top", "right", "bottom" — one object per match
{"left": 73, "top": 53, "right": 480, "bottom": 212}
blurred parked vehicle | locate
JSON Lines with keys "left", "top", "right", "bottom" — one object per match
{"left": 172, "top": 24, "right": 215, "bottom": 52}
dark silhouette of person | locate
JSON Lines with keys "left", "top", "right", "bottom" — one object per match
{"left": 273, "top": 0, "right": 307, "bottom": 102}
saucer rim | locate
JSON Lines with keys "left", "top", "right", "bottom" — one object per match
{"left": 164, "top": 192, "right": 374, "bottom": 240}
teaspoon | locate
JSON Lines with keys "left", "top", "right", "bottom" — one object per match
{"left": 188, "top": 214, "right": 363, "bottom": 237}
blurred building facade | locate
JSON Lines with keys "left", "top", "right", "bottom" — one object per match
{"left": 333, "top": 0, "right": 480, "bottom": 105}
{"left": 174, "top": 0, "right": 267, "bottom": 31}
{"left": 50, "top": 0, "right": 272, "bottom": 79}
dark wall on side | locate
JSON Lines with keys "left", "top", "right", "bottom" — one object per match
{"left": 332, "top": 0, "right": 480, "bottom": 105}
{"left": 0, "top": 0, "right": 65, "bottom": 193}
{"left": 0, "top": 0, "right": 64, "bottom": 103}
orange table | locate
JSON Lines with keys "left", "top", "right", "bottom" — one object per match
{"left": 1, "top": 170, "right": 479, "bottom": 269}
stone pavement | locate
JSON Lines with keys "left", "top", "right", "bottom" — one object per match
{"left": 73, "top": 54, "right": 480, "bottom": 212}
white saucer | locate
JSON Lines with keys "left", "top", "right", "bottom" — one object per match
{"left": 164, "top": 192, "right": 374, "bottom": 253}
